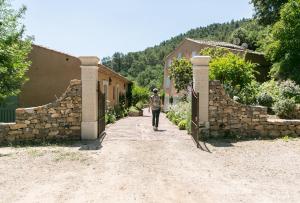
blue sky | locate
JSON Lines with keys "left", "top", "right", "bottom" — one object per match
{"left": 12, "top": 0, "right": 254, "bottom": 57}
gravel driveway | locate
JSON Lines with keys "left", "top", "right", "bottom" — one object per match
{"left": 0, "top": 110, "right": 300, "bottom": 203}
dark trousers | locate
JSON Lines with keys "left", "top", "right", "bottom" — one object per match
{"left": 152, "top": 109, "right": 160, "bottom": 127}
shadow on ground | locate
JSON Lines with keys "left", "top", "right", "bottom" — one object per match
{"left": 0, "top": 134, "right": 106, "bottom": 151}
{"left": 206, "top": 139, "right": 235, "bottom": 148}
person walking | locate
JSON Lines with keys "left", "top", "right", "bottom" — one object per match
{"left": 149, "top": 88, "right": 161, "bottom": 131}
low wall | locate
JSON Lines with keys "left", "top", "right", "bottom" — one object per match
{"left": 0, "top": 80, "right": 82, "bottom": 144}
{"left": 208, "top": 81, "right": 300, "bottom": 138}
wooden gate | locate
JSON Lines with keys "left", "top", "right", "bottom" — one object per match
{"left": 98, "top": 81, "right": 106, "bottom": 137}
{"left": 191, "top": 89, "right": 200, "bottom": 148}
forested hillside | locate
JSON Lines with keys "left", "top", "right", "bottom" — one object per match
{"left": 102, "top": 18, "right": 251, "bottom": 89}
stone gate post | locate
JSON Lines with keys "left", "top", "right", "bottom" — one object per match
{"left": 191, "top": 56, "right": 211, "bottom": 127}
{"left": 79, "top": 56, "right": 99, "bottom": 140}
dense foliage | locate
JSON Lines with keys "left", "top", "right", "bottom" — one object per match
{"left": 166, "top": 102, "right": 191, "bottom": 132}
{"left": 105, "top": 108, "right": 117, "bottom": 124}
{"left": 265, "top": 0, "right": 300, "bottom": 83}
{"left": 229, "top": 20, "right": 269, "bottom": 51}
{"left": 105, "top": 94, "right": 128, "bottom": 124}
{"left": 0, "top": 0, "right": 32, "bottom": 100}
{"left": 169, "top": 58, "right": 192, "bottom": 93}
{"left": 131, "top": 83, "right": 149, "bottom": 106}
{"left": 256, "top": 79, "right": 300, "bottom": 118}
{"left": 278, "top": 80, "right": 300, "bottom": 102}
{"left": 164, "top": 47, "right": 259, "bottom": 105}
{"left": 102, "top": 19, "right": 251, "bottom": 89}
{"left": 199, "top": 47, "right": 229, "bottom": 59}
{"left": 209, "top": 53, "right": 257, "bottom": 89}
{"left": 251, "top": 0, "right": 288, "bottom": 25}
{"left": 256, "top": 92, "right": 274, "bottom": 108}
{"left": 205, "top": 51, "right": 258, "bottom": 104}
{"left": 273, "top": 98, "right": 296, "bottom": 118}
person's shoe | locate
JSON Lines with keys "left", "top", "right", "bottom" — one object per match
{"left": 153, "top": 126, "right": 156, "bottom": 131}
{"left": 155, "top": 127, "right": 158, "bottom": 131}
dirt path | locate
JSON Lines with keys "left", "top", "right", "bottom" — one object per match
{"left": 1, "top": 110, "right": 300, "bottom": 203}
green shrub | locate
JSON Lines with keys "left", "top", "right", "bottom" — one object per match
{"left": 278, "top": 80, "right": 300, "bottom": 103}
{"left": 206, "top": 51, "right": 258, "bottom": 105}
{"left": 167, "top": 101, "right": 191, "bottom": 132}
{"left": 257, "top": 92, "right": 274, "bottom": 107}
{"left": 129, "top": 106, "right": 140, "bottom": 113}
{"left": 132, "top": 83, "right": 149, "bottom": 106}
{"left": 135, "top": 101, "right": 144, "bottom": 110}
{"left": 105, "top": 109, "right": 116, "bottom": 124}
{"left": 114, "top": 105, "right": 126, "bottom": 119}
{"left": 209, "top": 52, "right": 257, "bottom": 90}
{"left": 200, "top": 47, "right": 230, "bottom": 59}
{"left": 273, "top": 98, "right": 296, "bottom": 119}
{"left": 166, "top": 110, "right": 175, "bottom": 120}
{"left": 223, "top": 81, "right": 258, "bottom": 105}
{"left": 259, "top": 80, "right": 280, "bottom": 100}
{"left": 236, "top": 81, "right": 259, "bottom": 105}
{"left": 171, "top": 117, "right": 178, "bottom": 125}
{"left": 256, "top": 80, "right": 280, "bottom": 105}
{"left": 178, "top": 120, "right": 187, "bottom": 130}
{"left": 266, "top": 0, "right": 300, "bottom": 84}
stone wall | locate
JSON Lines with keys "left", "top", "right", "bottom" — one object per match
{"left": 208, "top": 81, "right": 300, "bottom": 138}
{"left": 0, "top": 80, "right": 82, "bottom": 144}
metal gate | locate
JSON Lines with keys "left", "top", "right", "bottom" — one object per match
{"left": 98, "top": 82, "right": 106, "bottom": 137}
{"left": 0, "top": 108, "right": 16, "bottom": 122}
{"left": 191, "top": 89, "right": 200, "bottom": 148}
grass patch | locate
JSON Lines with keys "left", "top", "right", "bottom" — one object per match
{"left": 0, "top": 139, "right": 79, "bottom": 148}
{"left": 27, "top": 149, "right": 45, "bottom": 157}
{"left": 52, "top": 150, "right": 87, "bottom": 162}
{"left": 281, "top": 135, "right": 297, "bottom": 142}
{"left": 128, "top": 106, "right": 140, "bottom": 113}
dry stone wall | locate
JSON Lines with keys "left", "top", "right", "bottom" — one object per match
{"left": 0, "top": 80, "right": 82, "bottom": 144}
{"left": 208, "top": 81, "right": 300, "bottom": 138}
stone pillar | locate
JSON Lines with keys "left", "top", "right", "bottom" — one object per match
{"left": 79, "top": 56, "right": 99, "bottom": 140}
{"left": 191, "top": 56, "right": 211, "bottom": 126}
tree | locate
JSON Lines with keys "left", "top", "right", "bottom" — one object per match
{"left": 266, "top": 0, "right": 300, "bottom": 83}
{"left": 251, "top": 0, "right": 288, "bottom": 25}
{"left": 199, "top": 47, "right": 229, "bottom": 59}
{"left": 111, "top": 52, "right": 124, "bottom": 72}
{"left": 169, "top": 58, "right": 192, "bottom": 93}
{"left": 0, "top": 0, "right": 32, "bottom": 100}
{"left": 229, "top": 20, "right": 269, "bottom": 51}
{"left": 102, "top": 19, "right": 250, "bottom": 89}
{"left": 131, "top": 83, "right": 149, "bottom": 106}
{"left": 102, "top": 56, "right": 112, "bottom": 68}
{"left": 136, "top": 65, "right": 163, "bottom": 90}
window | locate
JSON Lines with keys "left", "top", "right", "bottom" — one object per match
{"left": 168, "top": 59, "right": 172, "bottom": 67}
{"left": 116, "top": 85, "right": 120, "bottom": 104}
{"left": 178, "top": 52, "right": 182, "bottom": 59}
{"left": 192, "top": 51, "right": 197, "bottom": 57}
{"left": 165, "top": 76, "right": 171, "bottom": 88}
{"left": 113, "top": 86, "right": 116, "bottom": 100}
{"left": 103, "top": 81, "right": 109, "bottom": 103}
